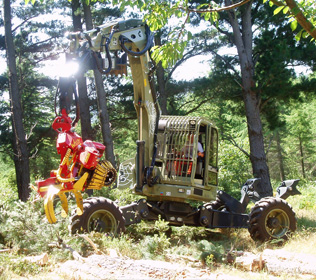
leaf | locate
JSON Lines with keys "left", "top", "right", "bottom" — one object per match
{"left": 283, "top": 6, "right": 289, "bottom": 14}
{"left": 302, "top": 31, "right": 309, "bottom": 39}
{"left": 263, "top": 0, "right": 269, "bottom": 3}
{"left": 187, "top": 31, "right": 193, "bottom": 41}
{"left": 290, "top": 20, "right": 298, "bottom": 31}
{"left": 197, "top": 3, "right": 209, "bottom": 9}
{"left": 274, "top": 6, "right": 285, "bottom": 15}
{"left": 204, "top": 12, "right": 211, "bottom": 22}
{"left": 175, "top": 10, "right": 182, "bottom": 18}
{"left": 295, "top": 29, "right": 303, "bottom": 41}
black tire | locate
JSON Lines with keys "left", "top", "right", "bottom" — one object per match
{"left": 248, "top": 197, "right": 296, "bottom": 242}
{"left": 69, "top": 197, "right": 125, "bottom": 235}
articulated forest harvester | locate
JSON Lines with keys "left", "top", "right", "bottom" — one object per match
{"left": 32, "top": 19, "right": 301, "bottom": 242}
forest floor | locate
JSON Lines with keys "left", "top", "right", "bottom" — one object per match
{"left": 2, "top": 189, "right": 316, "bottom": 280}
{"left": 55, "top": 248, "right": 316, "bottom": 280}
{"left": 10, "top": 246, "right": 316, "bottom": 280}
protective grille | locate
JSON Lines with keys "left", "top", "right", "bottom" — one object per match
{"left": 157, "top": 116, "right": 200, "bottom": 184}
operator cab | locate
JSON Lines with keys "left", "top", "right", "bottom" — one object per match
{"left": 154, "top": 116, "right": 218, "bottom": 201}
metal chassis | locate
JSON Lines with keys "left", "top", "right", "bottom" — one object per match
{"left": 119, "top": 178, "right": 300, "bottom": 230}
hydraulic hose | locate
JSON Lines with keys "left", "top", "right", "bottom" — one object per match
{"left": 93, "top": 44, "right": 112, "bottom": 75}
{"left": 94, "top": 27, "right": 116, "bottom": 74}
{"left": 119, "top": 25, "right": 153, "bottom": 57}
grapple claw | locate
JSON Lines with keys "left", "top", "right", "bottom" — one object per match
{"left": 44, "top": 185, "right": 62, "bottom": 224}
{"left": 73, "top": 190, "right": 83, "bottom": 216}
{"left": 58, "top": 192, "right": 69, "bottom": 218}
{"left": 73, "top": 172, "right": 89, "bottom": 191}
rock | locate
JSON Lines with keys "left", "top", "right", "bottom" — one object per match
{"left": 24, "top": 252, "right": 49, "bottom": 266}
{"left": 235, "top": 252, "right": 265, "bottom": 272}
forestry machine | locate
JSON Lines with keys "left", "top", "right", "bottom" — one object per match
{"left": 33, "top": 19, "right": 301, "bottom": 242}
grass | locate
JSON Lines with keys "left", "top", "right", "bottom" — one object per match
{"left": 0, "top": 182, "right": 315, "bottom": 279}
{"left": 281, "top": 184, "right": 316, "bottom": 256}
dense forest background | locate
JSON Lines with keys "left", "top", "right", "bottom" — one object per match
{"left": 1, "top": 0, "right": 316, "bottom": 201}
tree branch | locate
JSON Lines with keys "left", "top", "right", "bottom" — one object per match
{"left": 12, "top": 16, "right": 38, "bottom": 33}
{"left": 284, "top": 0, "right": 316, "bottom": 40}
{"left": 26, "top": 121, "right": 38, "bottom": 141}
{"left": 186, "top": 0, "right": 252, "bottom": 13}
{"left": 221, "top": 132, "right": 251, "bottom": 158}
{"left": 168, "top": 45, "right": 204, "bottom": 82}
{"left": 183, "top": 97, "right": 215, "bottom": 115}
{"left": 207, "top": 47, "right": 241, "bottom": 78}
{"left": 270, "top": 0, "right": 316, "bottom": 40}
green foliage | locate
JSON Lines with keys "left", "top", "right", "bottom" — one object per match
{"left": 289, "top": 184, "right": 316, "bottom": 211}
{"left": 127, "top": 216, "right": 170, "bottom": 240}
{"left": 88, "top": 232, "right": 143, "bottom": 259}
{"left": 0, "top": 192, "right": 69, "bottom": 254}
{"left": 218, "top": 142, "right": 251, "bottom": 197}
{"left": 94, "top": 187, "right": 142, "bottom": 206}
{"left": 198, "top": 239, "right": 225, "bottom": 264}
{"left": 266, "top": 0, "right": 316, "bottom": 41}
{"left": 0, "top": 159, "right": 18, "bottom": 200}
{"left": 280, "top": 94, "right": 316, "bottom": 181}
{"left": 0, "top": 253, "right": 50, "bottom": 279}
{"left": 141, "top": 233, "right": 171, "bottom": 258}
{"left": 112, "top": 120, "right": 138, "bottom": 164}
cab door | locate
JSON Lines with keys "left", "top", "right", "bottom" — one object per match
{"left": 206, "top": 125, "right": 218, "bottom": 187}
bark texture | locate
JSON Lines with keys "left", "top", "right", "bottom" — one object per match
{"left": 71, "top": 0, "right": 94, "bottom": 141}
{"left": 82, "top": 2, "right": 116, "bottom": 168}
{"left": 154, "top": 34, "right": 168, "bottom": 115}
{"left": 276, "top": 131, "right": 285, "bottom": 181}
{"left": 225, "top": 0, "right": 272, "bottom": 196}
{"left": 3, "top": 0, "right": 30, "bottom": 201}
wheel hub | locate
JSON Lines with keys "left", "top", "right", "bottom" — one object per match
{"left": 87, "top": 209, "right": 117, "bottom": 233}
{"left": 91, "top": 219, "right": 107, "bottom": 232}
{"left": 267, "top": 217, "right": 280, "bottom": 228}
{"left": 265, "top": 208, "right": 290, "bottom": 238}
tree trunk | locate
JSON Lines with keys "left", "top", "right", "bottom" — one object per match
{"left": 299, "top": 135, "right": 305, "bottom": 179}
{"left": 82, "top": 2, "right": 116, "bottom": 168}
{"left": 154, "top": 34, "right": 168, "bottom": 115}
{"left": 3, "top": 0, "right": 30, "bottom": 201}
{"left": 71, "top": 0, "right": 94, "bottom": 141}
{"left": 276, "top": 131, "right": 285, "bottom": 181}
{"left": 226, "top": 0, "right": 272, "bottom": 196}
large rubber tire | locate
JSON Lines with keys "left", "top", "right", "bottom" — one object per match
{"left": 248, "top": 197, "right": 296, "bottom": 242}
{"left": 69, "top": 197, "right": 125, "bottom": 235}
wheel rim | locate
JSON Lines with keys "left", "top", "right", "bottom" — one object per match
{"left": 264, "top": 208, "right": 290, "bottom": 238}
{"left": 87, "top": 209, "right": 117, "bottom": 233}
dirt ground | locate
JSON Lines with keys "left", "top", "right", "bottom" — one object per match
{"left": 50, "top": 248, "right": 316, "bottom": 280}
